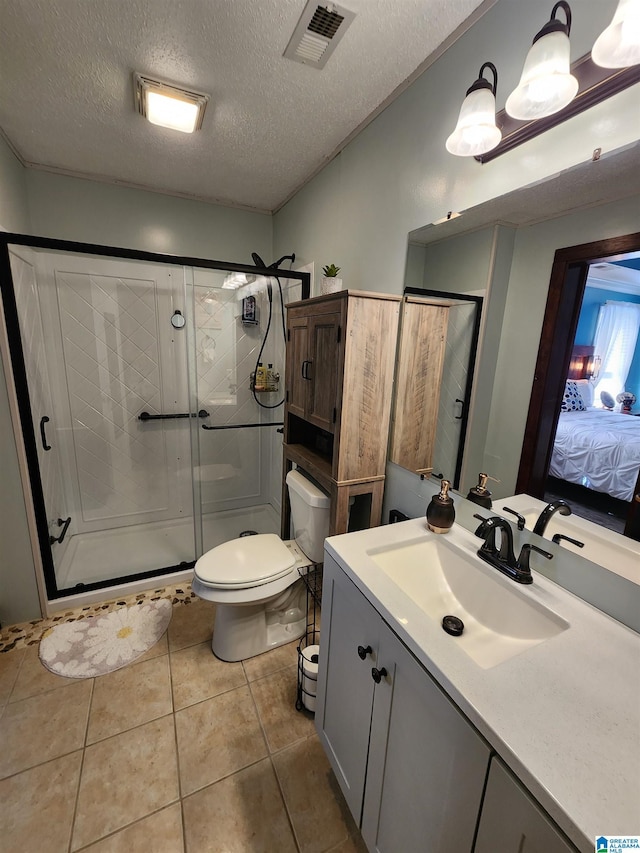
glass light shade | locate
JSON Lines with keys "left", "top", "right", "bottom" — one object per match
{"left": 445, "top": 87, "right": 502, "bottom": 157}
{"left": 147, "top": 91, "right": 200, "bottom": 133}
{"left": 135, "top": 74, "right": 209, "bottom": 133}
{"left": 592, "top": 0, "right": 640, "bottom": 68}
{"left": 506, "top": 30, "right": 578, "bottom": 120}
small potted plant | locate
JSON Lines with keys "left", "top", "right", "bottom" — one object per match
{"left": 616, "top": 391, "right": 636, "bottom": 413}
{"left": 321, "top": 263, "right": 342, "bottom": 295}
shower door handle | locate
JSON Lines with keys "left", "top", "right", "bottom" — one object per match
{"left": 49, "top": 516, "right": 71, "bottom": 545}
{"left": 40, "top": 416, "right": 52, "bottom": 451}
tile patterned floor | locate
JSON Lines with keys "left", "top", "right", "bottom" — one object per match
{"left": 0, "top": 598, "right": 366, "bottom": 853}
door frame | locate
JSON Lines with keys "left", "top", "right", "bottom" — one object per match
{"left": 516, "top": 230, "right": 640, "bottom": 501}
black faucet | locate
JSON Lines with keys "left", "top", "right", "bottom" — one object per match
{"left": 474, "top": 515, "right": 553, "bottom": 584}
{"left": 552, "top": 533, "right": 585, "bottom": 549}
{"left": 533, "top": 500, "right": 571, "bottom": 536}
{"left": 502, "top": 506, "right": 526, "bottom": 531}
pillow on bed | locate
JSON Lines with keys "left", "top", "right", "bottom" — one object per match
{"left": 561, "top": 380, "right": 587, "bottom": 412}
{"left": 573, "top": 378, "right": 594, "bottom": 407}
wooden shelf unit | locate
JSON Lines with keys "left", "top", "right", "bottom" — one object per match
{"left": 281, "top": 290, "right": 400, "bottom": 538}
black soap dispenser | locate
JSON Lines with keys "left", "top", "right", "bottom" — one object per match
{"left": 466, "top": 473, "right": 495, "bottom": 510}
{"left": 426, "top": 480, "right": 455, "bottom": 534}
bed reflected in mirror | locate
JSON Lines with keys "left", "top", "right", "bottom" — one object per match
{"left": 545, "top": 261, "right": 640, "bottom": 536}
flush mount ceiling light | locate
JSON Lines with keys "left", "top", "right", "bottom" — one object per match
{"left": 592, "top": 0, "right": 640, "bottom": 68}
{"left": 134, "top": 73, "right": 209, "bottom": 133}
{"left": 506, "top": 1, "right": 579, "bottom": 121}
{"left": 446, "top": 62, "right": 501, "bottom": 157}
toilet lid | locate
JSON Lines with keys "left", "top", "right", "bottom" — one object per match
{"left": 194, "top": 533, "right": 296, "bottom": 589}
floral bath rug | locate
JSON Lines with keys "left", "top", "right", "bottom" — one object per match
{"left": 39, "top": 600, "right": 172, "bottom": 678}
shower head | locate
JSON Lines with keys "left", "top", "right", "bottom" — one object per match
{"left": 251, "top": 252, "right": 296, "bottom": 270}
{"left": 272, "top": 253, "right": 295, "bottom": 268}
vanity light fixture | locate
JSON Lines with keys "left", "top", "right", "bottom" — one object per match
{"left": 505, "top": 1, "right": 578, "bottom": 121}
{"left": 134, "top": 73, "right": 209, "bottom": 133}
{"left": 592, "top": 0, "right": 640, "bottom": 68}
{"left": 445, "top": 62, "right": 501, "bottom": 157}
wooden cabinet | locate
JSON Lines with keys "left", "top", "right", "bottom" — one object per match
{"left": 475, "top": 758, "right": 578, "bottom": 853}
{"left": 285, "top": 305, "right": 342, "bottom": 432}
{"left": 389, "top": 297, "right": 448, "bottom": 476}
{"left": 316, "top": 556, "right": 491, "bottom": 852}
{"left": 282, "top": 291, "right": 400, "bottom": 536}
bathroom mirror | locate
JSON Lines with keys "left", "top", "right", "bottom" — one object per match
{"left": 397, "top": 145, "right": 640, "bottom": 548}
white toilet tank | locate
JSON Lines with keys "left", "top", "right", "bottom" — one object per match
{"left": 286, "top": 469, "right": 330, "bottom": 563}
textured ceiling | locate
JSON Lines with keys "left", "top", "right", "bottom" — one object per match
{"left": 0, "top": 0, "right": 489, "bottom": 213}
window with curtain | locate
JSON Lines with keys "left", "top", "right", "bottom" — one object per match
{"left": 593, "top": 301, "right": 640, "bottom": 406}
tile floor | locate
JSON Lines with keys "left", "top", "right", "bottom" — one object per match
{"left": 0, "top": 598, "right": 366, "bottom": 853}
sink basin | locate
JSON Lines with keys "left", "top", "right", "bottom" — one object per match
{"left": 498, "top": 495, "right": 640, "bottom": 585}
{"left": 368, "top": 533, "right": 568, "bottom": 669}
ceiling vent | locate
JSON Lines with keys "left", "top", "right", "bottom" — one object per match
{"left": 284, "top": 2, "right": 355, "bottom": 69}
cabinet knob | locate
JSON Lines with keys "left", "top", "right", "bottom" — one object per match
{"left": 371, "top": 666, "right": 387, "bottom": 683}
{"left": 357, "top": 644, "right": 372, "bottom": 660}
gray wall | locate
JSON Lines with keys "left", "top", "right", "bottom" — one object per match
{"left": 0, "top": 135, "right": 29, "bottom": 232}
{"left": 25, "top": 171, "right": 272, "bottom": 262}
{"left": 0, "top": 135, "right": 41, "bottom": 624}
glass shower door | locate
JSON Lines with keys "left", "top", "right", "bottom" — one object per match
{"left": 187, "top": 266, "right": 303, "bottom": 553}
{"left": 7, "top": 246, "right": 200, "bottom": 596}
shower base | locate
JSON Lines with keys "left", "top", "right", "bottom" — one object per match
{"left": 55, "top": 503, "right": 280, "bottom": 593}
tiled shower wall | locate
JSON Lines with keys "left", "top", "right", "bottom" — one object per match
{"left": 193, "top": 269, "right": 301, "bottom": 518}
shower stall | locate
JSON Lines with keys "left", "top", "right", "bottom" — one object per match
{"left": 0, "top": 235, "right": 309, "bottom": 608}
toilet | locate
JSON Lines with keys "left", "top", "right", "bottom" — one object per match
{"left": 192, "top": 469, "right": 330, "bottom": 661}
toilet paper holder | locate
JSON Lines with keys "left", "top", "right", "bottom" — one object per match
{"left": 295, "top": 564, "right": 322, "bottom": 713}
{"left": 296, "top": 636, "right": 320, "bottom": 713}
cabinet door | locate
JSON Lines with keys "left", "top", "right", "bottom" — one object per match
{"left": 315, "top": 556, "right": 381, "bottom": 821}
{"left": 362, "top": 625, "right": 490, "bottom": 853}
{"left": 389, "top": 300, "right": 448, "bottom": 476}
{"left": 475, "top": 758, "right": 577, "bottom": 853}
{"left": 286, "top": 316, "right": 310, "bottom": 421}
{"left": 307, "top": 311, "right": 342, "bottom": 432}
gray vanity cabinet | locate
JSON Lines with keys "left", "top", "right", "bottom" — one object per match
{"left": 315, "top": 554, "right": 382, "bottom": 819}
{"left": 475, "top": 758, "right": 578, "bottom": 853}
{"left": 316, "top": 555, "right": 491, "bottom": 852}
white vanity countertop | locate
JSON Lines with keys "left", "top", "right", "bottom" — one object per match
{"left": 325, "top": 518, "right": 640, "bottom": 853}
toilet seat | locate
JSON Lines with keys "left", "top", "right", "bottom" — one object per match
{"left": 194, "top": 533, "right": 296, "bottom": 590}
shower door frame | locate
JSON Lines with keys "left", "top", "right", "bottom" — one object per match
{"left": 0, "top": 233, "right": 310, "bottom": 604}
